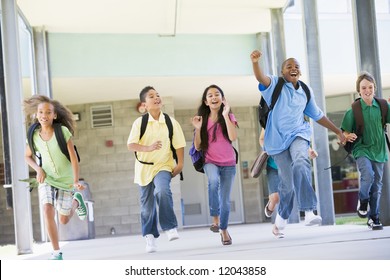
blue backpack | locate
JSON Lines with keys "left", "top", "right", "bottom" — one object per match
{"left": 189, "top": 140, "right": 205, "bottom": 173}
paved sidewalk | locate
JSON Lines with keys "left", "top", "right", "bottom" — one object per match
{"left": 1, "top": 222, "right": 389, "bottom": 260}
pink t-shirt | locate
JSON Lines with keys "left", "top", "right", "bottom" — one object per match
{"left": 204, "top": 114, "right": 237, "bottom": 166}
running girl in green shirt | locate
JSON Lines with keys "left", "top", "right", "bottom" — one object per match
{"left": 24, "top": 95, "right": 87, "bottom": 259}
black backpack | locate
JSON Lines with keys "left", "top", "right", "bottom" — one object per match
{"left": 135, "top": 113, "right": 183, "bottom": 180}
{"left": 343, "top": 97, "right": 390, "bottom": 154}
{"left": 27, "top": 122, "right": 80, "bottom": 167}
{"left": 258, "top": 77, "right": 311, "bottom": 129}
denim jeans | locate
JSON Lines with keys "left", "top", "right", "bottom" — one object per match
{"left": 204, "top": 163, "right": 236, "bottom": 230}
{"left": 272, "top": 137, "right": 317, "bottom": 219}
{"left": 139, "top": 171, "right": 178, "bottom": 238}
{"left": 356, "top": 157, "right": 384, "bottom": 218}
{"left": 266, "top": 165, "right": 279, "bottom": 195}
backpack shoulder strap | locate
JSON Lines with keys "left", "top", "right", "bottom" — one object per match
{"left": 373, "top": 97, "right": 390, "bottom": 151}
{"left": 140, "top": 113, "right": 149, "bottom": 140}
{"left": 351, "top": 98, "right": 364, "bottom": 136}
{"left": 53, "top": 122, "right": 71, "bottom": 162}
{"left": 374, "top": 97, "right": 388, "bottom": 128}
{"left": 163, "top": 113, "right": 174, "bottom": 141}
{"left": 53, "top": 122, "right": 80, "bottom": 162}
{"left": 135, "top": 113, "right": 153, "bottom": 165}
{"left": 163, "top": 113, "right": 183, "bottom": 180}
{"left": 270, "top": 77, "right": 285, "bottom": 109}
{"left": 299, "top": 80, "right": 311, "bottom": 105}
{"left": 27, "top": 122, "right": 40, "bottom": 158}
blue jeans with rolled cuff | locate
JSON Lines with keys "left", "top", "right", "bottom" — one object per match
{"left": 139, "top": 171, "right": 178, "bottom": 238}
{"left": 356, "top": 157, "right": 384, "bottom": 219}
{"left": 204, "top": 163, "right": 236, "bottom": 230}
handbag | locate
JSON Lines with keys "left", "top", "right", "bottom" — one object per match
{"left": 250, "top": 151, "right": 269, "bottom": 178}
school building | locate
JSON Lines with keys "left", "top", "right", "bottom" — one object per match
{"left": 0, "top": 0, "right": 389, "bottom": 254}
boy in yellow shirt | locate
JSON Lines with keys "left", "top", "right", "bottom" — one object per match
{"left": 127, "top": 86, "right": 186, "bottom": 253}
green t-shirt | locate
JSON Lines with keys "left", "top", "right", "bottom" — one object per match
{"left": 341, "top": 98, "right": 390, "bottom": 162}
{"left": 32, "top": 126, "right": 74, "bottom": 190}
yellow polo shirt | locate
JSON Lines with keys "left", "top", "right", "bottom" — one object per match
{"left": 127, "top": 112, "right": 186, "bottom": 186}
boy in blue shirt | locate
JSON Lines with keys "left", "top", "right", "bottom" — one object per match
{"left": 250, "top": 50, "right": 346, "bottom": 237}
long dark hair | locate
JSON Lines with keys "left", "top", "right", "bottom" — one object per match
{"left": 196, "top": 85, "right": 232, "bottom": 152}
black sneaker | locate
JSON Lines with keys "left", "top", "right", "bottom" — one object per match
{"left": 367, "top": 217, "right": 383, "bottom": 230}
{"left": 357, "top": 200, "right": 368, "bottom": 218}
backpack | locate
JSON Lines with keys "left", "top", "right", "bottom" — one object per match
{"left": 189, "top": 134, "right": 205, "bottom": 173}
{"left": 135, "top": 113, "right": 183, "bottom": 180}
{"left": 189, "top": 131, "right": 239, "bottom": 173}
{"left": 258, "top": 77, "right": 311, "bottom": 129}
{"left": 343, "top": 97, "right": 389, "bottom": 154}
{"left": 326, "top": 97, "right": 390, "bottom": 171}
{"left": 27, "top": 122, "right": 80, "bottom": 167}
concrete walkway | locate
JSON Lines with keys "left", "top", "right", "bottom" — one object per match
{"left": 1, "top": 222, "right": 389, "bottom": 260}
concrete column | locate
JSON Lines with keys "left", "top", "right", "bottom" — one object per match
{"left": 256, "top": 32, "right": 273, "bottom": 75}
{"left": 33, "top": 26, "right": 52, "bottom": 97}
{"left": 301, "top": 0, "right": 335, "bottom": 225}
{"left": 255, "top": 32, "right": 272, "bottom": 223}
{"left": 352, "top": 0, "right": 390, "bottom": 225}
{"left": 0, "top": 0, "right": 33, "bottom": 253}
{"left": 271, "top": 9, "right": 286, "bottom": 76}
{"left": 32, "top": 26, "right": 52, "bottom": 241}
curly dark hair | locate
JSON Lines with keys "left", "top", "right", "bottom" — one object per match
{"left": 23, "top": 95, "right": 76, "bottom": 134}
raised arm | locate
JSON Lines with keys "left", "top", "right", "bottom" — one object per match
{"left": 191, "top": 115, "right": 203, "bottom": 151}
{"left": 250, "top": 50, "right": 271, "bottom": 87}
{"left": 222, "top": 99, "right": 238, "bottom": 142}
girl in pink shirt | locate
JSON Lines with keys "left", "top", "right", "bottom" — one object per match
{"left": 191, "top": 85, "right": 238, "bottom": 245}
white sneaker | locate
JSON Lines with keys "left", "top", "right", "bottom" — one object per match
{"left": 272, "top": 224, "right": 285, "bottom": 239}
{"left": 166, "top": 228, "right": 179, "bottom": 241}
{"left": 145, "top": 234, "right": 157, "bottom": 253}
{"left": 275, "top": 213, "right": 287, "bottom": 230}
{"left": 48, "top": 252, "right": 63, "bottom": 260}
{"left": 304, "top": 211, "right": 322, "bottom": 226}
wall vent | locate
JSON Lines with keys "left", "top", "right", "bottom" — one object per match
{"left": 90, "top": 105, "right": 113, "bottom": 128}
{"left": 184, "top": 203, "right": 202, "bottom": 215}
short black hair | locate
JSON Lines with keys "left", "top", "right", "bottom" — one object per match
{"left": 139, "top": 86, "right": 155, "bottom": 102}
